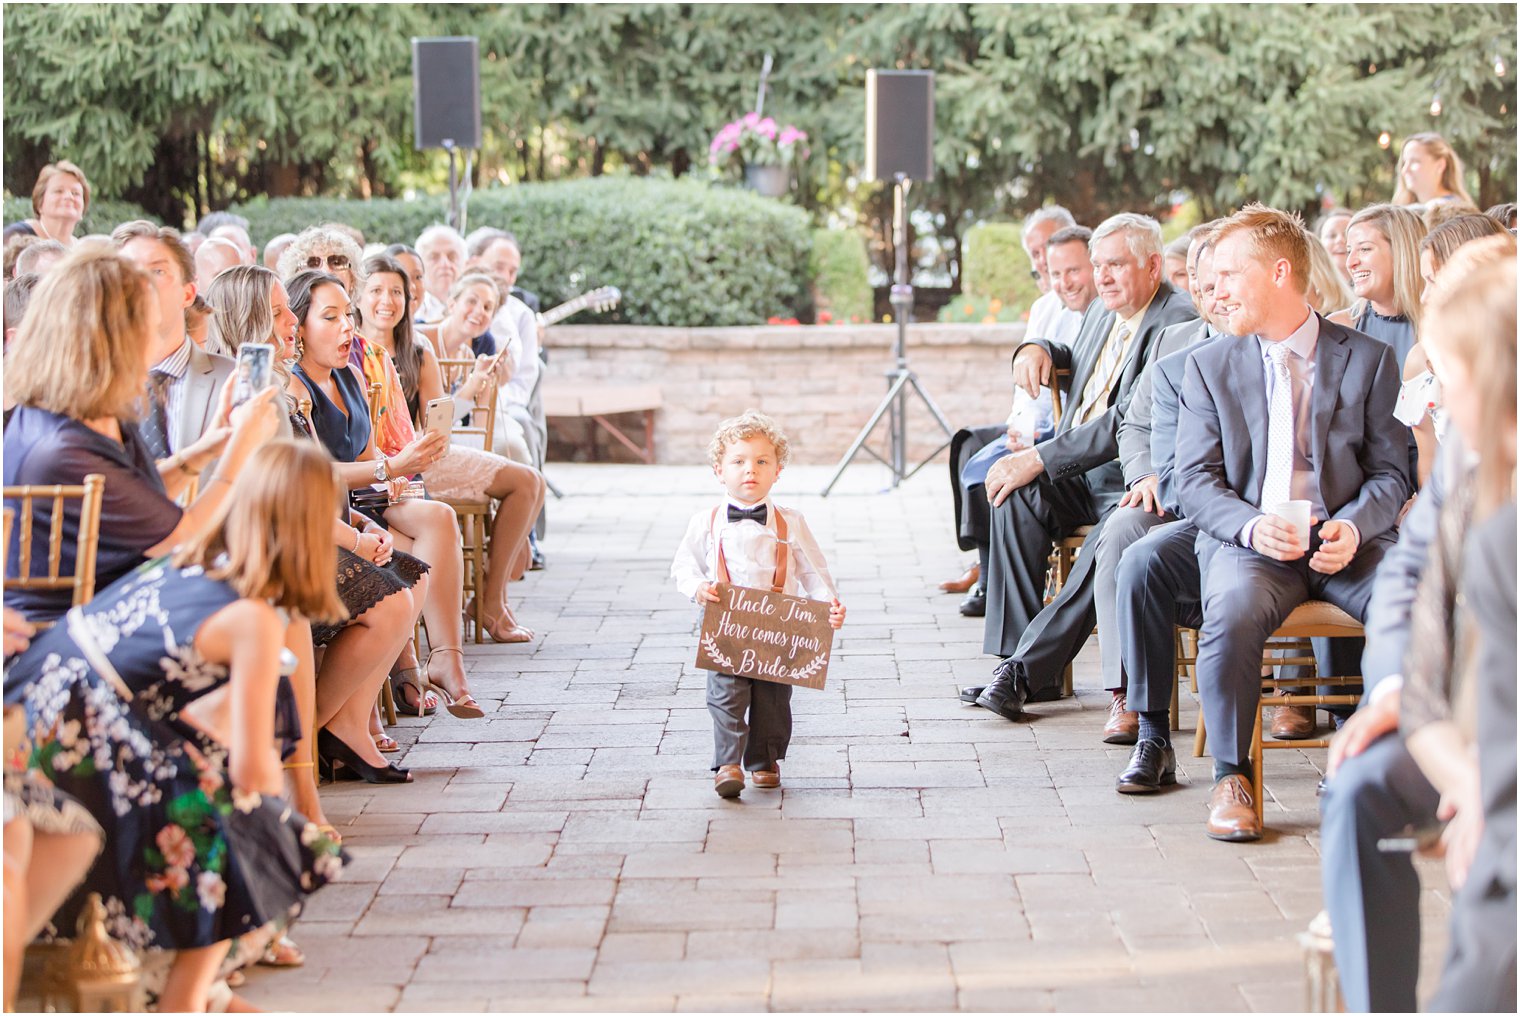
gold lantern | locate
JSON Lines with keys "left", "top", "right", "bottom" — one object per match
{"left": 39, "top": 894, "right": 144, "bottom": 1013}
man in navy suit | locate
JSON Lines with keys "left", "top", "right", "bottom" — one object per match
{"left": 1168, "top": 204, "right": 1411, "bottom": 842}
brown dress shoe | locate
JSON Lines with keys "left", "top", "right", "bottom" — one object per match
{"left": 1101, "top": 693, "right": 1139, "bottom": 744}
{"left": 751, "top": 763, "right": 781, "bottom": 789}
{"left": 939, "top": 563, "right": 980, "bottom": 594}
{"left": 714, "top": 764, "right": 745, "bottom": 798}
{"left": 1206, "top": 774, "right": 1262, "bottom": 842}
{"left": 1270, "top": 692, "right": 1317, "bottom": 740}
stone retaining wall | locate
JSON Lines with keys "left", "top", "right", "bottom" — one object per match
{"left": 540, "top": 323, "right": 1026, "bottom": 466}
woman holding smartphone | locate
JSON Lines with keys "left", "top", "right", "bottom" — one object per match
{"left": 285, "top": 270, "right": 487, "bottom": 724}
{"left": 356, "top": 256, "right": 545, "bottom": 645}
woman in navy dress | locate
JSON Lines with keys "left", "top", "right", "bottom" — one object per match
{"left": 4, "top": 440, "right": 346, "bottom": 1012}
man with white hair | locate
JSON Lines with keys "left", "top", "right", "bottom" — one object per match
{"left": 415, "top": 224, "right": 467, "bottom": 324}
{"left": 469, "top": 228, "right": 546, "bottom": 467}
{"left": 972, "top": 212, "right": 1197, "bottom": 720}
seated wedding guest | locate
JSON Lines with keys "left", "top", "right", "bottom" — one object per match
{"left": 1315, "top": 207, "right": 1353, "bottom": 285}
{"left": 1318, "top": 237, "right": 1516, "bottom": 1012}
{"left": 424, "top": 273, "right": 535, "bottom": 457}
{"left": 3, "top": 235, "right": 37, "bottom": 279}
{"left": 4, "top": 440, "right": 346, "bottom": 1013}
{"left": 111, "top": 220, "right": 236, "bottom": 467}
{"left": 1162, "top": 231, "right": 1193, "bottom": 297}
{"left": 3, "top": 245, "right": 279, "bottom": 624}
{"left": 277, "top": 224, "right": 363, "bottom": 295}
{"left": 943, "top": 208, "right": 1080, "bottom": 605}
{"left": 1421, "top": 200, "right": 1483, "bottom": 231}
{"left": 414, "top": 224, "right": 467, "bottom": 324}
{"left": 469, "top": 229, "right": 547, "bottom": 467}
{"left": 1485, "top": 201, "right": 1517, "bottom": 230}
{"left": 972, "top": 213, "right": 1195, "bottom": 720}
{"left": 194, "top": 236, "right": 243, "bottom": 293}
{"left": 195, "top": 210, "right": 251, "bottom": 243}
{"left": 467, "top": 225, "right": 541, "bottom": 311}
{"left": 1163, "top": 204, "right": 1410, "bottom": 841}
{"left": 1404, "top": 251, "right": 1516, "bottom": 1013}
{"left": 197, "top": 213, "right": 256, "bottom": 266}
{"left": 1332, "top": 203, "right": 1427, "bottom": 369}
{"left": 14, "top": 239, "right": 66, "bottom": 278}
{"left": 1404, "top": 215, "right": 1513, "bottom": 484}
{"left": 384, "top": 243, "right": 426, "bottom": 310}
{"left": 1393, "top": 132, "right": 1475, "bottom": 208}
{"left": 3, "top": 273, "right": 38, "bottom": 348}
{"left": 3, "top": 160, "right": 89, "bottom": 247}
{"left": 263, "top": 232, "right": 297, "bottom": 271}
{"left": 356, "top": 255, "right": 544, "bottom": 644}
{"left": 1303, "top": 230, "right": 1354, "bottom": 314}
{"left": 208, "top": 264, "right": 429, "bottom": 793}
{"left": 284, "top": 270, "right": 484, "bottom": 722}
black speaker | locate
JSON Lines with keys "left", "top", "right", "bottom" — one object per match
{"left": 865, "top": 70, "right": 934, "bottom": 182}
{"left": 412, "top": 37, "right": 481, "bottom": 150}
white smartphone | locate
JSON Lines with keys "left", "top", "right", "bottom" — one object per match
{"left": 423, "top": 396, "right": 454, "bottom": 436}
{"left": 231, "top": 342, "right": 274, "bottom": 407}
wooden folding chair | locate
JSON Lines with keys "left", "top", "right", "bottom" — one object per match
{"left": 436, "top": 359, "right": 500, "bottom": 644}
{"left": 1043, "top": 370, "right": 1087, "bottom": 696}
{"left": 2, "top": 475, "right": 107, "bottom": 623}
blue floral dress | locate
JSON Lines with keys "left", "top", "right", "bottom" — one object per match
{"left": 2, "top": 558, "right": 344, "bottom": 952}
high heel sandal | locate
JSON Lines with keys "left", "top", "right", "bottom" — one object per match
{"left": 463, "top": 598, "right": 536, "bottom": 644}
{"left": 423, "top": 647, "right": 486, "bottom": 719}
{"left": 389, "top": 667, "right": 437, "bottom": 716}
{"left": 316, "top": 728, "right": 412, "bottom": 784}
{"left": 373, "top": 733, "right": 400, "bottom": 753}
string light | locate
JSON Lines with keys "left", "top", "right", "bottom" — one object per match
{"left": 1429, "top": 94, "right": 1443, "bottom": 116}
{"left": 1378, "top": 131, "right": 1392, "bottom": 149}
{"left": 1496, "top": 55, "right": 1507, "bottom": 77}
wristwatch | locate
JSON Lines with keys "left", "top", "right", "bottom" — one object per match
{"left": 373, "top": 458, "right": 391, "bottom": 482}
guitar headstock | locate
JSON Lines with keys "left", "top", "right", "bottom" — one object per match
{"left": 586, "top": 286, "right": 621, "bottom": 313}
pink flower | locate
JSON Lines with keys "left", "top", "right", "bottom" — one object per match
{"left": 742, "top": 111, "right": 760, "bottom": 127}
{"left": 147, "top": 866, "right": 190, "bottom": 895}
{"left": 197, "top": 871, "right": 226, "bottom": 911}
{"left": 197, "top": 768, "right": 223, "bottom": 798}
{"left": 156, "top": 825, "right": 196, "bottom": 870}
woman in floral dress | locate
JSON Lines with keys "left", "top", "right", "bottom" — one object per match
{"left": 4, "top": 441, "right": 346, "bottom": 1012}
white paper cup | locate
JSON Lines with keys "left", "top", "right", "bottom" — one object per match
{"left": 1271, "top": 499, "right": 1313, "bottom": 551}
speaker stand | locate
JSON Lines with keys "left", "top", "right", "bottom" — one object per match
{"left": 821, "top": 175, "right": 954, "bottom": 496}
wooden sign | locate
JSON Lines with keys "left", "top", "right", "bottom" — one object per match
{"left": 695, "top": 582, "right": 834, "bottom": 689}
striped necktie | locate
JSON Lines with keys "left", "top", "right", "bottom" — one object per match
{"left": 1075, "top": 322, "right": 1131, "bottom": 425}
{"left": 1259, "top": 342, "right": 1295, "bottom": 509}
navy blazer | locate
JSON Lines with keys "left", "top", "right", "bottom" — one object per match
{"left": 1174, "top": 314, "right": 1412, "bottom": 548}
{"left": 1015, "top": 281, "right": 1196, "bottom": 500}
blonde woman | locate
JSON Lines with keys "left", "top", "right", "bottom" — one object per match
{"left": 1303, "top": 230, "right": 1355, "bottom": 315}
{"left": 1331, "top": 204, "right": 1428, "bottom": 369}
{"left": 3, "top": 245, "right": 279, "bottom": 624}
{"left": 1392, "top": 132, "right": 1475, "bottom": 207}
{"left": 2, "top": 160, "right": 89, "bottom": 246}
{"left": 3, "top": 441, "right": 348, "bottom": 1013}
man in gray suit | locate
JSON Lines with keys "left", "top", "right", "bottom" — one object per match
{"left": 113, "top": 221, "right": 235, "bottom": 477}
{"left": 972, "top": 213, "right": 1196, "bottom": 720}
{"left": 1171, "top": 204, "right": 1411, "bottom": 842}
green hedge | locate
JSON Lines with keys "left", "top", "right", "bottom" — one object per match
{"left": 3, "top": 196, "right": 159, "bottom": 237}
{"left": 962, "top": 221, "right": 1038, "bottom": 317}
{"left": 229, "top": 178, "right": 813, "bottom": 328}
{"left": 808, "top": 228, "right": 872, "bottom": 324}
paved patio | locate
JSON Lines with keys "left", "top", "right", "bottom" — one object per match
{"left": 242, "top": 462, "right": 1452, "bottom": 1012}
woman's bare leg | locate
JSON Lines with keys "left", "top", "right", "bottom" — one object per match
{"left": 387, "top": 500, "right": 473, "bottom": 702}
{"left": 281, "top": 618, "right": 329, "bottom": 827}
{"left": 315, "top": 588, "right": 414, "bottom": 768}
{"left": 481, "top": 460, "right": 546, "bottom": 635}
{"left": 159, "top": 941, "right": 233, "bottom": 1013}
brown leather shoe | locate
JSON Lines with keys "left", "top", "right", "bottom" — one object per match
{"left": 714, "top": 764, "right": 744, "bottom": 798}
{"left": 1270, "top": 692, "right": 1316, "bottom": 740}
{"left": 750, "top": 764, "right": 781, "bottom": 789}
{"left": 939, "top": 563, "right": 980, "bottom": 594}
{"left": 1101, "top": 692, "right": 1139, "bottom": 745}
{"left": 1206, "top": 774, "right": 1262, "bottom": 842}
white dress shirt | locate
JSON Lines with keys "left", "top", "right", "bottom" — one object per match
{"left": 495, "top": 296, "right": 539, "bottom": 408}
{"left": 671, "top": 497, "right": 837, "bottom": 603}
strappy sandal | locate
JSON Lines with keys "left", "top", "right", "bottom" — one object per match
{"left": 464, "top": 598, "right": 536, "bottom": 644}
{"left": 389, "top": 667, "right": 437, "bottom": 716}
{"left": 423, "top": 647, "right": 486, "bottom": 719}
{"left": 373, "top": 733, "right": 400, "bottom": 753}
{"left": 258, "top": 933, "right": 305, "bottom": 968}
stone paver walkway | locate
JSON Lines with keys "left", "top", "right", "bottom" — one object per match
{"left": 242, "top": 463, "right": 1450, "bottom": 1012}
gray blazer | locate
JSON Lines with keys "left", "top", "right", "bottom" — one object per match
{"left": 1015, "top": 281, "right": 1197, "bottom": 500}
{"left": 1467, "top": 498, "right": 1517, "bottom": 893}
{"left": 172, "top": 342, "right": 235, "bottom": 452}
{"left": 1175, "top": 314, "right": 1412, "bottom": 548}
{"left": 1117, "top": 317, "right": 1212, "bottom": 489}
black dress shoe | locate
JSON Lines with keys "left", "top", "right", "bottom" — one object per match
{"left": 1115, "top": 739, "right": 1177, "bottom": 794}
{"left": 974, "top": 671, "right": 1026, "bottom": 720}
{"left": 959, "top": 584, "right": 987, "bottom": 617}
{"left": 317, "top": 729, "right": 413, "bottom": 785}
{"left": 958, "top": 685, "right": 986, "bottom": 704}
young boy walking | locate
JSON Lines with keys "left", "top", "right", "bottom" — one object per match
{"left": 671, "top": 411, "right": 845, "bottom": 797}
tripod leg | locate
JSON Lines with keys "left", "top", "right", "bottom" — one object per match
{"left": 820, "top": 371, "right": 914, "bottom": 496}
{"left": 906, "top": 374, "right": 957, "bottom": 438}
